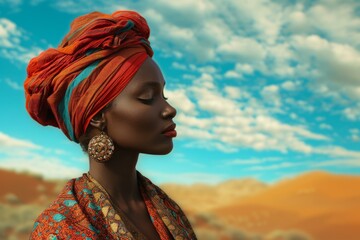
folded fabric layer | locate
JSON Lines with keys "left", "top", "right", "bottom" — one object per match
{"left": 24, "top": 10, "right": 153, "bottom": 142}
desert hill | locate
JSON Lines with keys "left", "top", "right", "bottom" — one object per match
{"left": 212, "top": 171, "right": 360, "bottom": 240}
{"left": 162, "top": 177, "right": 268, "bottom": 211}
{"left": 0, "top": 169, "right": 64, "bottom": 205}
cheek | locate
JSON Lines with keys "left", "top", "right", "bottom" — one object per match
{"left": 105, "top": 103, "right": 158, "bottom": 145}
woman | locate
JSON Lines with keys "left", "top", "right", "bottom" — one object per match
{"left": 24, "top": 10, "right": 197, "bottom": 240}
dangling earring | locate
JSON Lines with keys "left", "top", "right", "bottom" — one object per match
{"left": 88, "top": 131, "right": 115, "bottom": 163}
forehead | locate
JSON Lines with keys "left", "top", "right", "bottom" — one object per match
{"left": 126, "top": 57, "right": 165, "bottom": 91}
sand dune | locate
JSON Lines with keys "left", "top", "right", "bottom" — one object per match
{"left": 212, "top": 171, "right": 360, "bottom": 240}
{"left": 0, "top": 168, "right": 359, "bottom": 240}
{"left": 162, "top": 177, "right": 267, "bottom": 211}
{"left": 0, "top": 169, "right": 62, "bottom": 205}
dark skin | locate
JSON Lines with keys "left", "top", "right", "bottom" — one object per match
{"left": 85, "top": 57, "right": 177, "bottom": 240}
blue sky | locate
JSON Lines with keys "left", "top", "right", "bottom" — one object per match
{"left": 0, "top": 0, "right": 359, "bottom": 184}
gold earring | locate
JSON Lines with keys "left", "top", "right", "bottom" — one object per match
{"left": 88, "top": 131, "right": 114, "bottom": 163}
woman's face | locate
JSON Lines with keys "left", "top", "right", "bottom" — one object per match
{"left": 104, "top": 57, "right": 177, "bottom": 155}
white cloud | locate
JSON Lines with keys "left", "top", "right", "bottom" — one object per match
{"left": 224, "top": 70, "right": 241, "bottom": 79}
{"left": 235, "top": 64, "right": 254, "bottom": 75}
{"left": 0, "top": 132, "right": 83, "bottom": 179}
{"left": 351, "top": 135, "right": 360, "bottom": 142}
{"left": 176, "top": 113, "right": 213, "bottom": 129}
{"left": 287, "top": 10, "right": 310, "bottom": 33}
{"left": 182, "top": 74, "right": 196, "bottom": 80}
{"left": 290, "top": 113, "right": 298, "bottom": 120}
{"left": 217, "top": 36, "right": 266, "bottom": 63}
{"left": 281, "top": 81, "right": 300, "bottom": 91}
{"left": 349, "top": 128, "right": 360, "bottom": 142}
{"left": 261, "top": 85, "right": 281, "bottom": 107}
{"left": 222, "top": 0, "right": 283, "bottom": 44}
{"left": 227, "top": 157, "right": 282, "bottom": 165}
{"left": 165, "top": 88, "right": 198, "bottom": 116}
{"left": 193, "top": 72, "right": 216, "bottom": 89}
{"left": 142, "top": 170, "right": 225, "bottom": 185}
{"left": 0, "top": 18, "right": 21, "bottom": 48}
{"left": 2, "top": 45, "right": 43, "bottom": 64}
{"left": 265, "top": 43, "right": 295, "bottom": 76}
{"left": 292, "top": 35, "right": 360, "bottom": 86}
{"left": 0, "top": 0, "right": 22, "bottom": 7}
{"left": 224, "top": 86, "right": 251, "bottom": 100}
{"left": 285, "top": 98, "right": 315, "bottom": 112}
{"left": 3, "top": 78, "right": 22, "bottom": 90}
{"left": 0, "top": 18, "right": 43, "bottom": 63}
{"left": 0, "top": 132, "right": 41, "bottom": 150}
{"left": 343, "top": 105, "right": 360, "bottom": 121}
{"left": 228, "top": 159, "right": 262, "bottom": 165}
{"left": 196, "top": 65, "right": 217, "bottom": 74}
{"left": 224, "top": 63, "right": 254, "bottom": 79}
{"left": 177, "top": 123, "right": 213, "bottom": 140}
{"left": 285, "top": 1, "right": 360, "bottom": 45}
{"left": 171, "top": 62, "right": 187, "bottom": 70}
{"left": 350, "top": 129, "right": 359, "bottom": 134}
{"left": 315, "top": 146, "right": 360, "bottom": 159}
{"left": 0, "top": 156, "right": 83, "bottom": 179}
{"left": 313, "top": 159, "right": 360, "bottom": 168}
{"left": 319, "top": 123, "right": 332, "bottom": 130}
{"left": 245, "top": 157, "right": 360, "bottom": 171}
{"left": 192, "top": 86, "right": 241, "bottom": 116}
{"left": 0, "top": 0, "right": 45, "bottom": 7}
{"left": 139, "top": 0, "right": 360, "bottom": 122}
{"left": 183, "top": 140, "right": 238, "bottom": 153}
{"left": 171, "top": 80, "right": 336, "bottom": 154}
{"left": 246, "top": 161, "right": 303, "bottom": 171}
{"left": 307, "top": 3, "right": 360, "bottom": 47}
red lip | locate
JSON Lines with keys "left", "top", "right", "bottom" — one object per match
{"left": 161, "top": 123, "right": 176, "bottom": 133}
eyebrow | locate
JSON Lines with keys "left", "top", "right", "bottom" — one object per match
{"left": 140, "top": 81, "right": 166, "bottom": 88}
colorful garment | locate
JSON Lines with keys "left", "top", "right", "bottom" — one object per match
{"left": 24, "top": 10, "right": 153, "bottom": 142}
{"left": 30, "top": 171, "right": 197, "bottom": 239}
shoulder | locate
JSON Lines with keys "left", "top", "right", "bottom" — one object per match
{"left": 30, "top": 206, "right": 69, "bottom": 240}
{"left": 30, "top": 213, "right": 99, "bottom": 240}
{"left": 29, "top": 177, "right": 100, "bottom": 240}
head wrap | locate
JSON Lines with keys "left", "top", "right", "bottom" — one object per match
{"left": 24, "top": 10, "right": 153, "bottom": 143}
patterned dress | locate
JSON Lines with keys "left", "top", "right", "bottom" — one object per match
{"left": 30, "top": 171, "right": 197, "bottom": 240}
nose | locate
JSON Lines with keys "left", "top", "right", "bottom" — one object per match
{"left": 161, "top": 101, "right": 177, "bottom": 119}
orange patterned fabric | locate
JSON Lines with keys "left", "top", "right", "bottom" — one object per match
{"left": 24, "top": 10, "right": 153, "bottom": 142}
{"left": 30, "top": 171, "right": 197, "bottom": 239}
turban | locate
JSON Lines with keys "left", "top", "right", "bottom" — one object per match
{"left": 24, "top": 10, "right": 153, "bottom": 143}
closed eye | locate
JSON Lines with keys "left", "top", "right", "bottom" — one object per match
{"left": 138, "top": 98, "right": 154, "bottom": 104}
{"left": 138, "top": 95, "right": 168, "bottom": 103}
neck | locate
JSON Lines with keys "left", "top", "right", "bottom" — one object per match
{"left": 88, "top": 149, "right": 142, "bottom": 207}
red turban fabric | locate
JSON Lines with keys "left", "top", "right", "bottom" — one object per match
{"left": 24, "top": 10, "right": 153, "bottom": 142}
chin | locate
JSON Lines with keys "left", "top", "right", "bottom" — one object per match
{"left": 144, "top": 143, "right": 174, "bottom": 155}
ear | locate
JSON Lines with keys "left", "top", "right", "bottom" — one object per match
{"left": 89, "top": 111, "right": 106, "bottom": 130}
